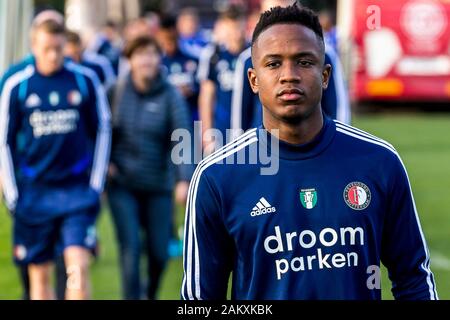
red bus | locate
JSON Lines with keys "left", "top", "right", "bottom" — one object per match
{"left": 338, "top": 0, "right": 450, "bottom": 102}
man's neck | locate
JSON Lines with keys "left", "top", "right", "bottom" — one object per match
{"left": 166, "top": 47, "right": 178, "bottom": 57}
{"left": 35, "top": 62, "right": 62, "bottom": 76}
{"left": 73, "top": 54, "right": 82, "bottom": 63}
{"left": 263, "top": 108, "right": 324, "bottom": 145}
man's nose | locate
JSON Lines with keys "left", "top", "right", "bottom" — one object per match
{"left": 280, "top": 62, "right": 301, "bottom": 83}
{"left": 49, "top": 50, "right": 59, "bottom": 61}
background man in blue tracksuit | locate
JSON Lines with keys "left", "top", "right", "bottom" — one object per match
{"left": 64, "top": 30, "right": 117, "bottom": 92}
{"left": 157, "top": 15, "right": 200, "bottom": 123}
{"left": 0, "top": 19, "right": 111, "bottom": 299}
{"left": 197, "top": 6, "right": 247, "bottom": 152}
{"left": 182, "top": 5, "right": 437, "bottom": 300}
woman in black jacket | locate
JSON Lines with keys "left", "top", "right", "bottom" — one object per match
{"left": 107, "top": 36, "right": 192, "bottom": 299}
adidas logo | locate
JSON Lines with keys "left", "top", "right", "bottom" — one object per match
{"left": 25, "top": 93, "right": 41, "bottom": 108}
{"left": 250, "top": 197, "right": 277, "bottom": 217}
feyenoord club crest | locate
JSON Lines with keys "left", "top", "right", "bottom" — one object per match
{"left": 344, "top": 182, "right": 371, "bottom": 210}
{"left": 67, "top": 90, "right": 82, "bottom": 106}
{"left": 185, "top": 60, "right": 197, "bottom": 72}
{"left": 300, "top": 188, "right": 317, "bottom": 210}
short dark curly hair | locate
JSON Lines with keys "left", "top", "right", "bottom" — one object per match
{"left": 160, "top": 15, "right": 177, "bottom": 30}
{"left": 252, "top": 4, "right": 324, "bottom": 51}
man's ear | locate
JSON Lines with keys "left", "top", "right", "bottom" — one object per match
{"left": 247, "top": 68, "right": 259, "bottom": 94}
{"left": 322, "top": 64, "right": 332, "bottom": 90}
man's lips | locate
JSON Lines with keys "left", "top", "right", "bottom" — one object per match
{"left": 277, "top": 88, "right": 305, "bottom": 101}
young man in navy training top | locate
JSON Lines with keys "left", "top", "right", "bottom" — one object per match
{"left": 181, "top": 5, "right": 438, "bottom": 300}
{"left": 0, "top": 19, "right": 111, "bottom": 299}
{"left": 231, "top": 0, "right": 351, "bottom": 134}
{"left": 0, "top": 12, "right": 108, "bottom": 300}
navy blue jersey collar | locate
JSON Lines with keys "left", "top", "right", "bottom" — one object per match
{"left": 259, "top": 115, "right": 336, "bottom": 160}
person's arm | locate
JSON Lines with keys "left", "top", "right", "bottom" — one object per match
{"left": 0, "top": 67, "right": 32, "bottom": 211}
{"left": 82, "top": 69, "right": 112, "bottom": 194}
{"left": 181, "top": 170, "right": 234, "bottom": 300}
{"left": 198, "top": 80, "right": 216, "bottom": 151}
{"left": 169, "top": 87, "right": 193, "bottom": 205}
{"left": 381, "top": 152, "right": 438, "bottom": 300}
{"left": 196, "top": 45, "right": 216, "bottom": 152}
{"left": 106, "top": 82, "right": 119, "bottom": 180}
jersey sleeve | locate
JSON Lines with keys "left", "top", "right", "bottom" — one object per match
{"left": 94, "top": 54, "right": 117, "bottom": 91}
{"left": 0, "top": 71, "right": 26, "bottom": 210}
{"left": 196, "top": 45, "right": 216, "bottom": 83}
{"left": 322, "top": 48, "right": 351, "bottom": 124}
{"left": 181, "top": 169, "right": 234, "bottom": 300}
{"left": 83, "top": 71, "right": 112, "bottom": 193}
{"left": 231, "top": 48, "right": 255, "bottom": 132}
{"left": 321, "top": 53, "right": 337, "bottom": 120}
{"left": 381, "top": 153, "right": 438, "bottom": 300}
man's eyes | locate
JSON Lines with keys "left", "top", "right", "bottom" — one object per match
{"left": 265, "top": 60, "right": 315, "bottom": 68}
{"left": 266, "top": 61, "right": 281, "bottom": 68}
{"left": 298, "top": 60, "right": 314, "bottom": 67}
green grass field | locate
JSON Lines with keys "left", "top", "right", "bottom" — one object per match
{"left": 0, "top": 113, "right": 449, "bottom": 300}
